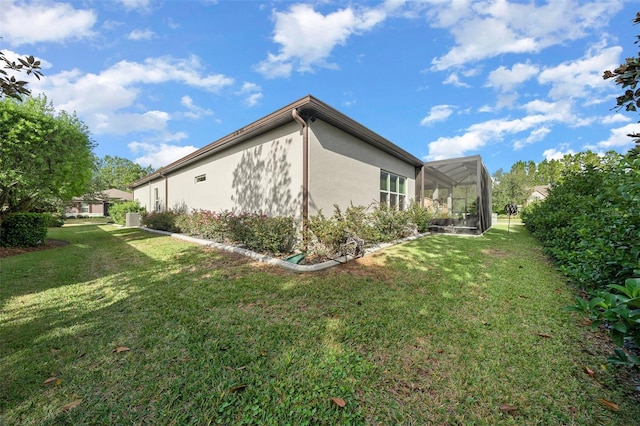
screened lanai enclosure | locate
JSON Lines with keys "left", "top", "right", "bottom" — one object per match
{"left": 419, "top": 155, "right": 492, "bottom": 235}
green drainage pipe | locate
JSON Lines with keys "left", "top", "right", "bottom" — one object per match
{"left": 285, "top": 253, "right": 306, "bottom": 264}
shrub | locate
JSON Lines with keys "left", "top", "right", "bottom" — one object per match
{"left": 371, "top": 204, "right": 414, "bottom": 241}
{"left": 176, "top": 209, "right": 230, "bottom": 242}
{"left": 142, "top": 211, "right": 181, "bottom": 233}
{"left": 175, "top": 209, "right": 296, "bottom": 255}
{"left": 47, "top": 214, "right": 64, "bottom": 227}
{"left": 306, "top": 209, "right": 349, "bottom": 257}
{"left": 405, "top": 200, "right": 435, "bottom": 233}
{"left": 306, "top": 203, "right": 423, "bottom": 258}
{"left": 237, "top": 214, "right": 296, "bottom": 255}
{"left": 109, "top": 201, "right": 146, "bottom": 225}
{"left": 525, "top": 150, "right": 640, "bottom": 365}
{"left": 0, "top": 213, "right": 50, "bottom": 247}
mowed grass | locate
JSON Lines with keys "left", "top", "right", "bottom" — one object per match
{"left": 1, "top": 223, "right": 638, "bottom": 425}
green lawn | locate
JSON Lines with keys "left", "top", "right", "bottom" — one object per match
{"left": 1, "top": 223, "right": 637, "bottom": 425}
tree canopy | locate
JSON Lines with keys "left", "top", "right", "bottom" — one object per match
{"left": 0, "top": 96, "right": 95, "bottom": 221}
{"left": 603, "top": 11, "right": 640, "bottom": 149}
{"left": 0, "top": 51, "right": 43, "bottom": 100}
{"left": 90, "top": 155, "right": 154, "bottom": 193}
{"left": 491, "top": 151, "right": 623, "bottom": 212}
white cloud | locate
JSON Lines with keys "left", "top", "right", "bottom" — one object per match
{"left": 425, "top": 132, "right": 486, "bottom": 161}
{"left": 0, "top": 1, "right": 97, "bottom": 46}
{"left": 420, "top": 105, "right": 454, "bottom": 126}
{"left": 543, "top": 145, "right": 575, "bottom": 160}
{"left": 256, "top": 2, "right": 400, "bottom": 78}
{"left": 593, "top": 123, "right": 640, "bottom": 149}
{"left": 180, "top": 96, "right": 214, "bottom": 119}
{"left": 127, "top": 29, "right": 156, "bottom": 41}
{"left": 602, "top": 114, "right": 632, "bottom": 124}
{"left": 429, "top": 0, "right": 623, "bottom": 70}
{"left": 94, "top": 110, "right": 170, "bottom": 135}
{"left": 30, "top": 55, "right": 233, "bottom": 134}
{"left": 487, "top": 62, "right": 539, "bottom": 92}
{"left": 443, "top": 73, "right": 470, "bottom": 87}
{"left": 236, "top": 82, "right": 263, "bottom": 107}
{"left": 118, "top": 0, "right": 151, "bottom": 12}
{"left": 538, "top": 44, "right": 622, "bottom": 101}
{"left": 129, "top": 141, "right": 199, "bottom": 169}
{"left": 425, "top": 107, "right": 571, "bottom": 160}
{"left": 513, "top": 127, "right": 551, "bottom": 150}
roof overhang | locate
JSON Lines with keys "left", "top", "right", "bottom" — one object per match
{"left": 132, "top": 95, "right": 423, "bottom": 187}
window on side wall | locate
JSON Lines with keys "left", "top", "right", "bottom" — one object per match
{"left": 380, "top": 170, "right": 406, "bottom": 210}
{"left": 154, "top": 188, "right": 160, "bottom": 212}
{"left": 195, "top": 174, "right": 206, "bottom": 183}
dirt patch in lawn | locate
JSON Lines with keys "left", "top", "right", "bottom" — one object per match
{"left": 0, "top": 239, "right": 69, "bottom": 258}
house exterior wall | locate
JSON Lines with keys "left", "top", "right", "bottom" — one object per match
{"left": 65, "top": 202, "right": 105, "bottom": 217}
{"left": 133, "top": 178, "right": 167, "bottom": 213}
{"left": 133, "top": 122, "right": 304, "bottom": 218}
{"left": 307, "top": 119, "right": 416, "bottom": 215}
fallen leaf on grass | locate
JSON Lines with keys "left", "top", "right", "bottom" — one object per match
{"left": 42, "top": 377, "right": 60, "bottom": 386}
{"left": 113, "top": 346, "right": 130, "bottom": 353}
{"left": 536, "top": 333, "right": 552, "bottom": 338}
{"left": 569, "top": 406, "right": 577, "bottom": 414}
{"left": 582, "top": 366, "right": 595, "bottom": 377}
{"left": 499, "top": 403, "right": 518, "bottom": 414}
{"left": 50, "top": 348, "right": 61, "bottom": 354}
{"left": 598, "top": 398, "right": 619, "bottom": 411}
{"left": 331, "top": 397, "right": 346, "bottom": 408}
{"left": 229, "top": 384, "right": 247, "bottom": 393}
{"left": 61, "top": 399, "right": 82, "bottom": 411}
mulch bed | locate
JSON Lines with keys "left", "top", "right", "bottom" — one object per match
{"left": 0, "top": 239, "right": 69, "bottom": 258}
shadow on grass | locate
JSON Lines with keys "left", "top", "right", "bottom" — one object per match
{"left": 2, "top": 224, "right": 633, "bottom": 425}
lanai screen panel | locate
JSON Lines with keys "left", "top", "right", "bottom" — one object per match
{"left": 423, "top": 155, "right": 492, "bottom": 234}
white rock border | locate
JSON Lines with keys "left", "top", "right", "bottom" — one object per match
{"left": 138, "top": 226, "right": 430, "bottom": 273}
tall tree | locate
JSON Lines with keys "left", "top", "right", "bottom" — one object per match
{"left": 603, "top": 11, "right": 640, "bottom": 150}
{"left": 0, "top": 96, "right": 94, "bottom": 221}
{"left": 91, "top": 155, "right": 154, "bottom": 192}
{"left": 0, "top": 51, "right": 43, "bottom": 100}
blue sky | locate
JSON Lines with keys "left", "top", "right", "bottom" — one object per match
{"left": 2, "top": 0, "right": 639, "bottom": 175}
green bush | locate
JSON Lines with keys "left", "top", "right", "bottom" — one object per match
{"left": 0, "top": 213, "right": 50, "bottom": 247}
{"left": 47, "top": 214, "right": 64, "bottom": 227}
{"left": 109, "top": 201, "right": 146, "bottom": 225}
{"left": 142, "top": 211, "right": 181, "bottom": 233}
{"left": 406, "top": 200, "right": 435, "bottom": 232}
{"left": 236, "top": 214, "right": 295, "bottom": 255}
{"left": 175, "top": 210, "right": 231, "bottom": 242}
{"left": 371, "top": 204, "right": 412, "bottom": 241}
{"left": 306, "top": 203, "right": 424, "bottom": 258}
{"left": 525, "top": 150, "right": 640, "bottom": 362}
{"left": 175, "top": 209, "right": 295, "bottom": 255}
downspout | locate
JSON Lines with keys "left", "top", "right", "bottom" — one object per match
{"left": 291, "top": 108, "right": 309, "bottom": 244}
{"left": 158, "top": 169, "right": 168, "bottom": 212}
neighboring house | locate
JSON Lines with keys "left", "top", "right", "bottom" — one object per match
{"left": 132, "top": 95, "right": 423, "bottom": 224}
{"left": 526, "top": 185, "right": 549, "bottom": 205}
{"left": 131, "top": 95, "right": 492, "bottom": 234}
{"left": 66, "top": 188, "right": 133, "bottom": 217}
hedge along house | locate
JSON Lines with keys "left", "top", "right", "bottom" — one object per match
{"left": 131, "top": 95, "right": 425, "bottom": 230}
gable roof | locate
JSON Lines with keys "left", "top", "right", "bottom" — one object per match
{"left": 132, "top": 95, "right": 424, "bottom": 187}
{"left": 531, "top": 185, "right": 549, "bottom": 198}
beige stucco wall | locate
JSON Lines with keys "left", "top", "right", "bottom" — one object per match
{"left": 135, "top": 122, "right": 304, "bottom": 219}
{"left": 133, "top": 178, "right": 166, "bottom": 213}
{"left": 307, "top": 119, "right": 417, "bottom": 215}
